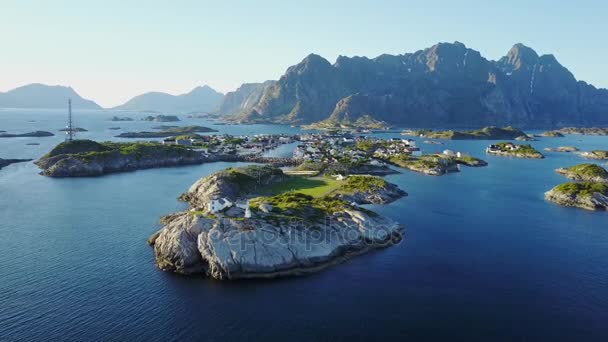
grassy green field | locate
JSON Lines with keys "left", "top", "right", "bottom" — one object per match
{"left": 263, "top": 176, "right": 341, "bottom": 198}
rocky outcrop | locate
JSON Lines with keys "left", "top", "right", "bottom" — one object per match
{"left": 149, "top": 166, "right": 405, "bottom": 279}
{"left": 110, "top": 116, "right": 134, "bottom": 121}
{"left": 545, "top": 184, "right": 608, "bottom": 211}
{"left": 229, "top": 42, "right": 608, "bottom": 128}
{"left": 35, "top": 140, "right": 208, "bottom": 177}
{"left": 540, "top": 131, "right": 564, "bottom": 137}
{"left": 0, "top": 158, "right": 32, "bottom": 170}
{"left": 149, "top": 207, "right": 402, "bottom": 279}
{"left": 544, "top": 146, "right": 578, "bottom": 152}
{"left": 179, "top": 165, "right": 285, "bottom": 208}
{"left": 555, "top": 164, "right": 608, "bottom": 183}
{"left": 333, "top": 182, "right": 406, "bottom": 204}
{"left": 141, "top": 115, "right": 180, "bottom": 122}
{"left": 579, "top": 150, "right": 608, "bottom": 160}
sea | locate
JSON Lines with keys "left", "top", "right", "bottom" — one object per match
{"left": 1, "top": 109, "right": 607, "bottom": 341}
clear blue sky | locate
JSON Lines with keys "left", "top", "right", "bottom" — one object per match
{"left": 0, "top": 0, "right": 606, "bottom": 107}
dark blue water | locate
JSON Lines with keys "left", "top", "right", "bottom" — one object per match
{"left": 1, "top": 109, "right": 607, "bottom": 341}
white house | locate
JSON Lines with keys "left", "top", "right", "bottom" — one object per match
{"left": 208, "top": 198, "right": 233, "bottom": 213}
{"left": 442, "top": 149, "right": 456, "bottom": 157}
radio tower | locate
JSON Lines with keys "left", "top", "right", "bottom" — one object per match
{"left": 66, "top": 99, "right": 75, "bottom": 141}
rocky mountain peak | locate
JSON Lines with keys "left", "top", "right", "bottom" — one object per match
{"left": 287, "top": 53, "right": 332, "bottom": 75}
{"left": 501, "top": 43, "right": 540, "bottom": 70}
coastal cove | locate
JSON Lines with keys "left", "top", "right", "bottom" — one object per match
{"left": 1, "top": 109, "right": 608, "bottom": 340}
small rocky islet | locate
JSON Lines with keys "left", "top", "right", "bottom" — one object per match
{"left": 579, "top": 150, "right": 608, "bottom": 160}
{"left": 485, "top": 142, "right": 544, "bottom": 159}
{"left": 545, "top": 163, "right": 608, "bottom": 211}
{"left": 148, "top": 165, "right": 406, "bottom": 279}
{"left": 401, "top": 126, "right": 527, "bottom": 140}
{"left": 544, "top": 146, "right": 578, "bottom": 153}
{"left": 115, "top": 125, "right": 218, "bottom": 138}
{"left": 385, "top": 153, "right": 487, "bottom": 176}
{"left": 0, "top": 130, "right": 55, "bottom": 138}
{"left": 141, "top": 114, "right": 180, "bottom": 122}
{"left": 109, "top": 116, "right": 134, "bottom": 122}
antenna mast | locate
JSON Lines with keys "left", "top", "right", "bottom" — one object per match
{"left": 66, "top": 99, "right": 75, "bottom": 141}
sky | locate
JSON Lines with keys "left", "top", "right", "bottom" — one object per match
{"left": 0, "top": 0, "right": 606, "bottom": 108}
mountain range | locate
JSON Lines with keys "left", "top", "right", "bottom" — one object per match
{"left": 0, "top": 84, "right": 101, "bottom": 109}
{"left": 3, "top": 42, "right": 607, "bottom": 127}
{"left": 220, "top": 42, "right": 608, "bottom": 128}
{"left": 113, "top": 86, "right": 224, "bottom": 113}
{"left": 0, "top": 84, "right": 224, "bottom": 113}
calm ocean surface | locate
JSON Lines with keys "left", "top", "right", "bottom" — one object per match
{"left": 1, "top": 109, "right": 607, "bottom": 341}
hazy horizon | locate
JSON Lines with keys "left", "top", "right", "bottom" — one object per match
{"left": 1, "top": 0, "right": 606, "bottom": 108}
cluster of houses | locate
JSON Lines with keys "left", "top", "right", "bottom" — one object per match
{"left": 486, "top": 143, "right": 518, "bottom": 153}
{"left": 163, "top": 134, "right": 295, "bottom": 156}
{"left": 293, "top": 133, "right": 421, "bottom": 164}
{"left": 372, "top": 138, "right": 421, "bottom": 158}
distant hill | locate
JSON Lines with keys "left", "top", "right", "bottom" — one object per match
{"left": 114, "top": 86, "right": 224, "bottom": 113}
{"left": 0, "top": 84, "right": 101, "bottom": 109}
{"left": 226, "top": 42, "right": 608, "bottom": 128}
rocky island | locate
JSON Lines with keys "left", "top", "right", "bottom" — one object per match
{"left": 141, "top": 115, "right": 180, "bottom": 122}
{"left": 555, "top": 164, "right": 608, "bottom": 183}
{"left": 557, "top": 127, "right": 608, "bottom": 136}
{"left": 35, "top": 139, "right": 207, "bottom": 177}
{"left": 545, "top": 182, "right": 608, "bottom": 211}
{"left": 579, "top": 150, "right": 608, "bottom": 160}
{"left": 540, "top": 131, "right": 565, "bottom": 137}
{"left": 115, "top": 125, "right": 218, "bottom": 138}
{"left": 110, "top": 116, "right": 134, "bottom": 122}
{"left": 0, "top": 131, "right": 55, "bottom": 138}
{"left": 546, "top": 163, "right": 608, "bottom": 210}
{"left": 148, "top": 165, "right": 405, "bottom": 279}
{"left": 303, "top": 115, "right": 389, "bottom": 130}
{"left": 385, "top": 153, "right": 487, "bottom": 176}
{"left": 486, "top": 142, "right": 544, "bottom": 159}
{"left": 0, "top": 158, "right": 32, "bottom": 170}
{"left": 544, "top": 146, "right": 578, "bottom": 153}
{"left": 401, "top": 126, "right": 527, "bottom": 140}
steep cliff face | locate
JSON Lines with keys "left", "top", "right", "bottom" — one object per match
{"left": 229, "top": 42, "right": 608, "bottom": 127}
{"left": 218, "top": 81, "right": 275, "bottom": 116}
{"left": 237, "top": 54, "right": 352, "bottom": 124}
